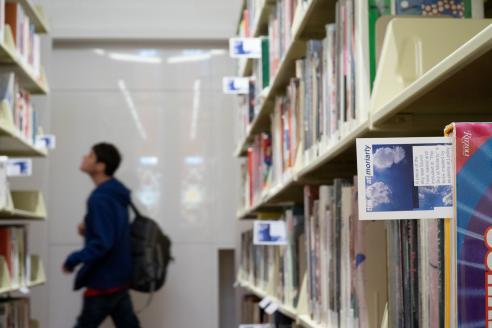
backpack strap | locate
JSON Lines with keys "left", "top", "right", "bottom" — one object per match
{"left": 129, "top": 201, "right": 142, "bottom": 218}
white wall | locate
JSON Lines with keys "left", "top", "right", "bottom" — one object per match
{"left": 43, "top": 45, "right": 238, "bottom": 327}
{"left": 46, "top": 0, "right": 241, "bottom": 41}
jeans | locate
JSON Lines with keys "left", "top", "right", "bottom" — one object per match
{"left": 74, "top": 290, "right": 140, "bottom": 328}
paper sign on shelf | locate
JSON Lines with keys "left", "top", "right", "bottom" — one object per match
{"left": 18, "top": 286, "right": 30, "bottom": 295}
{"left": 253, "top": 221, "right": 288, "bottom": 245}
{"left": 258, "top": 296, "right": 272, "bottom": 309}
{"left": 7, "top": 158, "right": 32, "bottom": 177}
{"left": 264, "top": 302, "right": 279, "bottom": 315}
{"left": 35, "top": 134, "right": 56, "bottom": 150}
{"left": 223, "top": 77, "right": 250, "bottom": 94}
{"left": 229, "top": 38, "right": 262, "bottom": 58}
{"left": 356, "top": 137, "right": 453, "bottom": 220}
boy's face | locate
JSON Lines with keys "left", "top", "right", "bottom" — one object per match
{"left": 80, "top": 150, "right": 104, "bottom": 175}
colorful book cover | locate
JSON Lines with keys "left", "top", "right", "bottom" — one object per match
{"left": 445, "top": 123, "right": 492, "bottom": 327}
{"left": 394, "top": 0, "right": 472, "bottom": 18}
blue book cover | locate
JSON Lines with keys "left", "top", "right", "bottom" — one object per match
{"left": 395, "top": 0, "right": 472, "bottom": 18}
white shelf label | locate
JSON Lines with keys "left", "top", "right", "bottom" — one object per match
{"left": 7, "top": 158, "right": 32, "bottom": 177}
{"left": 229, "top": 38, "right": 262, "bottom": 58}
{"left": 258, "top": 296, "right": 272, "bottom": 309}
{"left": 36, "top": 134, "right": 56, "bottom": 150}
{"left": 223, "top": 77, "right": 250, "bottom": 94}
{"left": 264, "top": 302, "right": 279, "bottom": 315}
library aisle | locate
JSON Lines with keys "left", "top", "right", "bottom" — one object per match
{"left": 1, "top": 0, "right": 492, "bottom": 328}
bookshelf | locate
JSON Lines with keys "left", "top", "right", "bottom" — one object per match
{"left": 232, "top": 1, "right": 492, "bottom": 327}
{"left": 7, "top": 0, "right": 50, "bottom": 33}
{"left": 237, "top": 274, "right": 325, "bottom": 328}
{"left": 235, "top": 0, "right": 333, "bottom": 157}
{"left": 237, "top": 0, "right": 272, "bottom": 77}
{"left": 0, "top": 25, "right": 49, "bottom": 94}
{"left": 0, "top": 254, "right": 46, "bottom": 293}
{"left": 0, "top": 1, "right": 49, "bottom": 326}
{"left": 0, "top": 191, "right": 47, "bottom": 221}
{"left": 236, "top": 18, "right": 492, "bottom": 219}
{"left": 0, "top": 100, "right": 48, "bottom": 157}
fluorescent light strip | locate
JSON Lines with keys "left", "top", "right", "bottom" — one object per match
{"left": 117, "top": 79, "right": 148, "bottom": 140}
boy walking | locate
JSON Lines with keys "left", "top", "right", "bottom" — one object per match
{"left": 63, "top": 143, "right": 140, "bottom": 328}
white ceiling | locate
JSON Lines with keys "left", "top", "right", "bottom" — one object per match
{"left": 47, "top": 0, "right": 242, "bottom": 41}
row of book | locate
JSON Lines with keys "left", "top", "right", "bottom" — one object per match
{"left": 0, "top": 297, "right": 31, "bottom": 328}
{"left": 268, "top": 0, "right": 296, "bottom": 79}
{"left": 241, "top": 294, "right": 301, "bottom": 327}
{"left": 5, "top": 1, "right": 42, "bottom": 78}
{"left": 238, "top": 0, "right": 267, "bottom": 38}
{"left": 238, "top": 0, "right": 485, "bottom": 197}
{"left": 243, "top": 133, "right": 272, "bottom": 209}
{"left": 299, "top": 0, "right": 483, "bottom": 163}
{"left": 239, "top": 176, "right": 447, "bottom": 327}
{"left": 240, "top": 207, "right": 305, "bottom": 309}
{"left": 0, "top": 72, "right": 39, "bottom": 144}
{"left": 236, "top": 79, "right": 256, "bottom": 145}
{"left": 0, "top": 225, "right": 30, "bottom": 290}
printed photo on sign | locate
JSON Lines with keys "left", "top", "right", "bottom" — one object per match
{"left": 253, "top": 221, "right": 287, "bottom": 245}
{"left": 7, "top": 158, "right": 32, "bottom": 177}
{"left": 356, "top": 137, "right": 453, "bottom": 220}
{"left": 229, "top": 38, "right": 262, "bottom": 58}
{"left": 223, "top": 77, "right": 250, "bottom": 94}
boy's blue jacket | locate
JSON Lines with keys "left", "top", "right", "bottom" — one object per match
{"left": 64, "top": 178, "right": 132, "bottom": 290}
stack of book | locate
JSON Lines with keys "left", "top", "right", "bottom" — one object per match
{"left": 268, "top": 0, "right": 297, "bottom": 79}
{"left": 238, "top": 7, "right": 251, "bottom": 38}
{"left": 302, "top": 178, "right": 388, "bottom": 327}
{"left": 0, "top": 297, "right": 31, "bottom": 327}
{"left": 5, "top": 2, "right": 42, "bottom": 78}
{"left": 295, "top": 0, "right": 481, "bottom": 164}
{"left": 240, "top": 207, "right": 305, "bottom": 309}
{"left": 0, "top": 72, "right": 39, "bottom": 144}
{"left": 246, "top": 0, "right": 266, "bottom": 36}
{"left": 386, "top": 220, "right": 444, "bottom": 327}
{"left": 0, "top": 225, "right": 30, "bottom": 289}
{"left": 270, "top": 77, "right": 302, "bottom": 186}
{"left": 246, "top": 133, "right": 272, "bottom": 207}
{"left": 236, "top": 79, "right": 256, "bottom": 145}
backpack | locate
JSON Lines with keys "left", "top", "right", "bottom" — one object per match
{"left": 129, "top": 201, "right": 174, "bottom": 293}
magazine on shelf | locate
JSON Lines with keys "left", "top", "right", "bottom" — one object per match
{"left": 229, "top": 38, "right": 263, "bottom": 58}
{"left": 444, "top": 122, "right": 492, "bottom": 327}
{"left": 253, "top": 220, "right": 288, "bottom": 245}
{"left": 356, "top": 137, "right": 453, "bottom": 220}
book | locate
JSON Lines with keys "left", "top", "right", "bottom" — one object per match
{"left": 444, "top": 122, "right": 492, "bottom": 327}
{"left": 0, "top": 73, "right": 15, "bottom": 112}
{"left": 5, "top": 3, "right": 42, "bottom": 77}
{"left": 351, "top": 176, "right": 388, "bottom": 328}
{"left": 0, "top": 298, "right": 31, "bottom": 328}
{"left": 393, "top": 0, "right": 476, "bottom": 17}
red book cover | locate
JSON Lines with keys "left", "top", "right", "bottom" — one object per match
{"left": 247, "top": 148, "right": 253, "bottom": 207}
{"left": 5, "top": 3, "right": 18, "bottom": 46}
{"left": 0, "top": 227, "right": 11, "bottom": 275}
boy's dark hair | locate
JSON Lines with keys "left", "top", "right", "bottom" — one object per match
{"left": 92, "top": 143, "right": 121, "bottom": 176}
